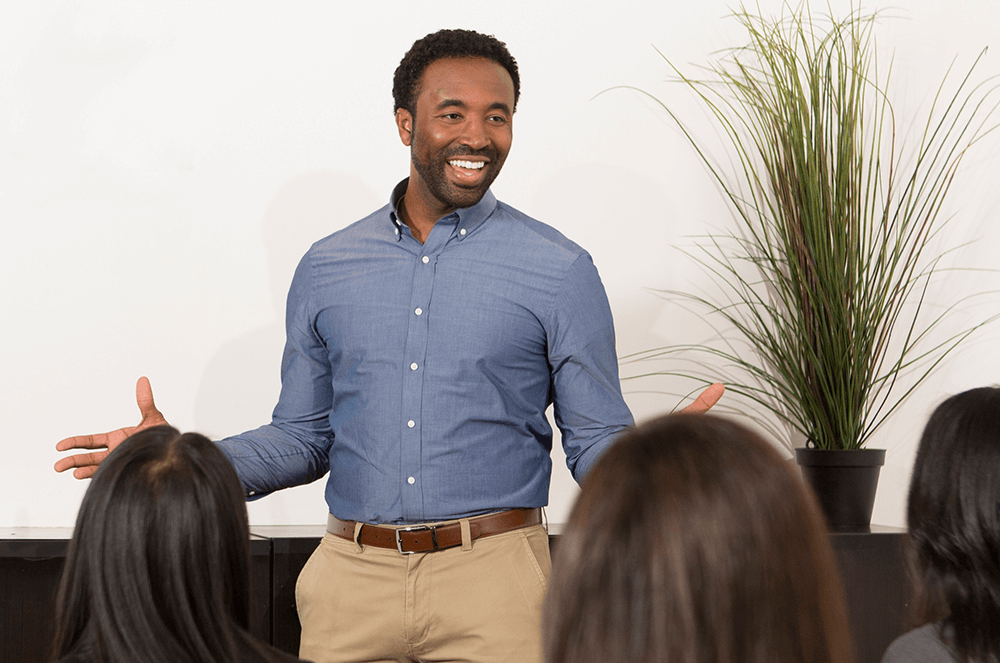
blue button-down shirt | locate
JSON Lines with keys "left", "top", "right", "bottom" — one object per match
{"left": 217, "top": 180, "right": 634, "bottom": 524}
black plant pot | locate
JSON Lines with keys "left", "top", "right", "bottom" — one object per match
{"left": 794, "top": 448, "right": 886, "bottom": 531}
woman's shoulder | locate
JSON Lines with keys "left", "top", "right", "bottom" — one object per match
{"left": 881, "top": 623, "right": 956, "bottom": 663}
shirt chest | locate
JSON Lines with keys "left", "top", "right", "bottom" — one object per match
{"left": 308, "top": 238, "right": 558, "bottom": 377}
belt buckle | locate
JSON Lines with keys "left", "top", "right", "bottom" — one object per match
{"left": 395, "top": 524, "right": 438, "bottom": 555}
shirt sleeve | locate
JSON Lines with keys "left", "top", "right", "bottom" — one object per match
{"left": 547, "top": 253, "right": 634, "bottom": 482}
{"left": 215, "top": 251, "right": 333, "bottom": 499}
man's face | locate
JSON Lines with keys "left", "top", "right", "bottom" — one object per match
{"left": 396, "top": 57, "right": 515, "bottom": 214}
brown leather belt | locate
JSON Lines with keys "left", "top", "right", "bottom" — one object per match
{"left": 327, "top": 508, "right": 542, "bottom": 554}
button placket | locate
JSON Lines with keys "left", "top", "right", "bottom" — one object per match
{"left": 398, "top": 240, "right": 444, "bottom": 519}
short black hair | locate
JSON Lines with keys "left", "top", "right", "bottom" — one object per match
{"left": 393, "top": 29, "right": 520, "bottom": 116}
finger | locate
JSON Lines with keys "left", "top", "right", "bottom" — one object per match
{"left": 136, "top": 376, "right": 155, "bottom": 414}
{"left": 681, "top": 383, "right": 725, "bottom": 414}
{"left": 135, "top": 376, "right": 166, "bottom": 426}
{"left": 73, "top": 465, "right": 100, "bottom": 480}
{"left": 55, "top": 433, "right": 109, "bottom": 452}
{"left": 54, "top": 449, "right": 110, "bottom": 473}
{"left": 55, "top": 425, "right": 133, "bottom": 452}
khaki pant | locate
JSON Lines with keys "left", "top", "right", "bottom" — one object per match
{"left": 295, "top": 520, "right": 551, "bottom": 663}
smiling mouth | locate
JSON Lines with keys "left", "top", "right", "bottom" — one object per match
{"left": 448, "top": 159, "right": 486, "bottom": 170}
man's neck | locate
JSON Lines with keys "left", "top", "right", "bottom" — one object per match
{"left": 398, "top": 181, "right": 458, "bottom": 245}
{"left": 397, "top": 196, "right": 438, "bottom": 244}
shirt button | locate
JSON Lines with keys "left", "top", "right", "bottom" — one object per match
{"left": 407, "top": 420, "right": 415, "bottom": 428}
{"left": 421, "top": 256, "right": 429, "bottom": 264}
{"left": 248, "top": 491, "right": 256, "bottom": 496}
{"left": 414, "top": 307, "right": 423, "bottom": 316}
{"left": 407, "top": 476, "right": 415, "bottom": 485}
{"left": 410, "top": 362, "right": 418, "bottom": 371}
{"left": 395, "top": 228, "right": 400, "bottom": 235}
{"left": 460, "top": 228, "right": 467, "bottom": 236}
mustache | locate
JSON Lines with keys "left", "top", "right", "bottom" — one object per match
{"left": 443, "top": 146, "right": 498, "bottom": 161}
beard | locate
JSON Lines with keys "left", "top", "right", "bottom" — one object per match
{"left": 409, "top": 134, "right": 505, "bottom": 211}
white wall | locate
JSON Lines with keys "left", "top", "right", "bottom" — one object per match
{"left": 3, "top": 0, "right": 999, "bottom": 528}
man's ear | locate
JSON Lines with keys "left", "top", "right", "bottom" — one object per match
{"left": 395, "top": 108, "right": 413, "bottom": 147}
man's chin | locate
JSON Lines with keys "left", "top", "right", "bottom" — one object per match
{"left": 441, "top": 183, "right": 491, "bottom": 210}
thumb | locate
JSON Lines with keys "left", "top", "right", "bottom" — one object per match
{"left": 682, "top": 383, "right": 725, "bottom": 414}
{"left": 135, "top": 376, "right": 166, "bottom": 427}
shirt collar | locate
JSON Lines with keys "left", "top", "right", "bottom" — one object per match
{"left": 388, "top": 178, "right": 497, "bottom": 241}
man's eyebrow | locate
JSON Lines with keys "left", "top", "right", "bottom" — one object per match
{"left": 487, "top": 101, "right": 512, "bottom": 114}
{"left": 434, "top": 99, "right": 512, "bottom": 114}
{"left": 435, "top": 98, "right": 467, "bottom": 111}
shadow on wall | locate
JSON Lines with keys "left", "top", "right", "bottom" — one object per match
{"left": 192, "top": 170, "right": 381, "bottom": 443}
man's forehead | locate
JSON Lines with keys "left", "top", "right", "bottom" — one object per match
{"left": 417, "top": 57, "right": 515, "bottom": 103}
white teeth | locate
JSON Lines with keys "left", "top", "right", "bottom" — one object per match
{"left": 449, "top": 159, "right": 485, "bottom": 170}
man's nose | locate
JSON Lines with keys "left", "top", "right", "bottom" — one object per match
{"left": 458, "top": 117, "right": 489, "bottom": 149}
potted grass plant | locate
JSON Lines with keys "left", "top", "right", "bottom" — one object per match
{"left": 622, "top": 5, "right": 998, "bottom": 529}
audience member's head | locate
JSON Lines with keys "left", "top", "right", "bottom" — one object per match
{"left": 544, "top": 413, "right": 853, "bottom": 663}
{"left": 52, "top": 426, "right": 286, "bottom": 663}
{"left": 905, "top": 386, "right": 1000, "bottom": 663}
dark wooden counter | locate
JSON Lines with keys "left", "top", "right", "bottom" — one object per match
{"left": 0, "top": 528, "right": 272, "bottom": 662}
{"left": 828, "top": 526, "right": 910, "bottom": 663}
{"left": 1, "top": 524, "right": 907, "bottom": 663}
{"left": 0, "top": 529, "right": 72, "bottom": 663}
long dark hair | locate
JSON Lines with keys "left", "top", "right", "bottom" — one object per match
{"left": 907, "top": 386, "right": 1000, "bottom": 663}
{"left": 52, "top": 426, "right": 260, "bottom": 663}
{"left": 543, "top": 413, "right": 853, "bottom": 663}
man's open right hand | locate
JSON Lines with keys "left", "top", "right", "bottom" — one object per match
{"left": 54, "top": 376, "right": 168, "bottom": 479}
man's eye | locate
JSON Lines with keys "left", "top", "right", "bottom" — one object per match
{"left": 488, "top": 115, "right": 508, "bottom": 123}
{"left": 442, "top": 113, "right": 462, "bottom": 120}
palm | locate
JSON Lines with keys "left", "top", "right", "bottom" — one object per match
{"left": 54, "top": 377, "right": 168, "bottom": 479}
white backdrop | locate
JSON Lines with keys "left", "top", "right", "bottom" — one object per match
{"left": 3, "top": 0, "right": 999, "bottom": 528}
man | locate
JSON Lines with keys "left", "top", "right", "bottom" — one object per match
{"left": 56, "top": 29, "right": 723, "bottom": 663}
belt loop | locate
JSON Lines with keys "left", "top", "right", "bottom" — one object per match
{"left": 460, "top": 518, "right": 473, "bottom": 551}
{"left": 353, "top": 522, "right": 364, "bottom": 554}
